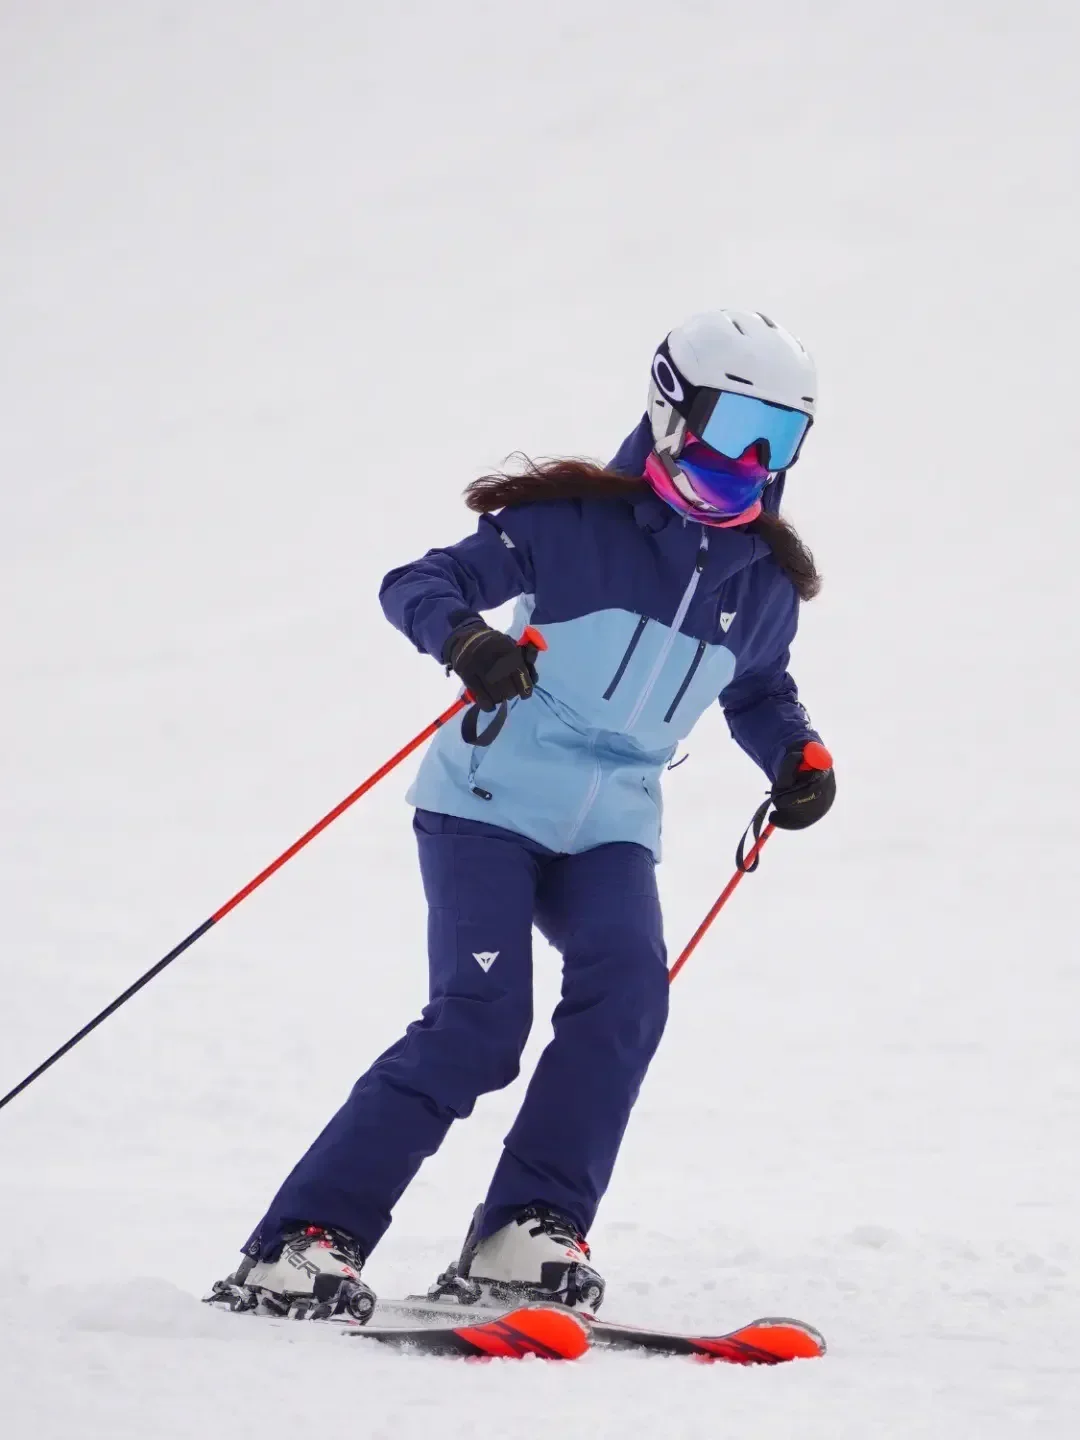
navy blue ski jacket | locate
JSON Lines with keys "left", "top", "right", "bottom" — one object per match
{"left": 379, "top": 419, "right": 819, "bottom": 857}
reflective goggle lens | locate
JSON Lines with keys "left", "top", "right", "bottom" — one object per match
{"left": 698, "top": 391, "right": 811, "bottom": 471}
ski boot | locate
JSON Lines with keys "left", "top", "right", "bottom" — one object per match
{"left": 205, "top": 1225, "right": 376, "bottom": 1324}
{"left": 428, "top": 1205, "right": 606, "bottom": 1315}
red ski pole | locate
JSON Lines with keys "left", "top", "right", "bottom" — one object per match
{"left": 0, "top": 629, "right": 546, "bottom": 1113}
{"left": 668, "top": 742, "right": 833, "bottom": 985}
{"left": 667, "top": 825, "right": 775, "bottom": 984}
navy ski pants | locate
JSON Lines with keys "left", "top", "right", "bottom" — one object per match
{"left": 246, "top": 810, "right": 669, "bottom": 1260}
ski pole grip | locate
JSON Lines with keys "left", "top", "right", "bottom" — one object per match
{"left": 459, "top": 627, "right": 546, "bottom": 749}
{"left": 460, "top": 627, "right": 545, "bottom": 706}
{"left": 799, "top": 741, "right": 833, "bottom": 773}
{"left": 520, "top": 625, "right": 547, "bottom": 653}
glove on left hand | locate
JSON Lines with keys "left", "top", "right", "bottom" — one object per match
{"left": 770, "top": 741, "right": 836, "bottom": 830}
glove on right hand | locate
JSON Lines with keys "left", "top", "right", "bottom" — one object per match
{"left": 769, "top": 740, "right": 836, "bottom": 830}
{"left": 444, "top": 623, "right": 538, "bottom": 712}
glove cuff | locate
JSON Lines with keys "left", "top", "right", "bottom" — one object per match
{"left": 443, "top": 619, "right": 488, "bottom": 668}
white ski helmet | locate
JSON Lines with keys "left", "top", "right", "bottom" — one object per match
{"left": 645, "top": 308, "right": 817, "bottom": 526}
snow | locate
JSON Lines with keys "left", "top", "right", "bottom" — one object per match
{"left": 2, "top": 0, "right": 1079, "bottom": 1434}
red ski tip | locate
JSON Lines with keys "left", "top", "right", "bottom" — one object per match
{"left": 587, "top": 1314, "right": 826, "bottom": 1364}
{"left": 721, "top": 1319, "right": 827, "bottom": 1363}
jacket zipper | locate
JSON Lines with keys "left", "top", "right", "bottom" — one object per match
{"left": 564, "top": 734, "right": 603, "bottom": 850}
{"left": 603, "top": 615, "right": 650, "bottom": 700}
{"left": 664, "top": 641, "right": 707, "bottom": 723}
{"left": 623, "top": 532, "right": 709, "bottom": 732}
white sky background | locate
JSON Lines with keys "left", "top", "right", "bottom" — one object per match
{"left": 1, "top": 3, "right": 1079, "bottom": 1436}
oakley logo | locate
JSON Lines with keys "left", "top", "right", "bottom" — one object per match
{"left": 720, "top": 612, "right": 736, "bottom": 632}
{"left": 473, "top": 951, "right": 499, "bottom": 973}
{"left": 652, "top": 354, "right": 684, "bottom": 404}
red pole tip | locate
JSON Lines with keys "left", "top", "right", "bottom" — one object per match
{"left": 521, "top": 625, "right": 548, "bottom": 651}
{"left": 800, "top": 740, "right": 833, "bottom": 772}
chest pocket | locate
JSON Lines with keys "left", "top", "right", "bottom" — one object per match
{"left": 664, "top": 641, "right": 707, "bottom": 723}
{"left": 603, "top": 616, "right": 650, "bottom": 699}
{"left": 601, "top": 612, "right": 737, "bottom": 740}
{"left": 657, "top": 641, "right": 738, "bottom": 738}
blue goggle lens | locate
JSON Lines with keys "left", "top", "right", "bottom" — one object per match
{"left": 698, "top": 391, "right": 811, "bottom": 471}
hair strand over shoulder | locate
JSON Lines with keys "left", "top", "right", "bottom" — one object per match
{"left": 464, "top": 456, "right": 821, "bottom": 600}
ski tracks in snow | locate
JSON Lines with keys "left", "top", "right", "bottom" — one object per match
{"left": 1, "top": 1228, "right": 1078, "bottom": 1439}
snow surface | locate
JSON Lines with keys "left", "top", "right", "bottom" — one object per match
{"left": 2, "top": 1, "right": 1079, "bottom": 1434}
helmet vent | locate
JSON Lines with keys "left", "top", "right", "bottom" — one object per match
{"left": 729, "top": 316, "right": 746, "bottom": 334}
{"left": 725, "top": 372, "right": 753, "bottom": 385}
{"left": 757, "top": 313, "right": 777, "bottom": 328}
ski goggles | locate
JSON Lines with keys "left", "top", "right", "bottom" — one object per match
{"left": 691, "top": 390, "right": 812, "bottom": 472}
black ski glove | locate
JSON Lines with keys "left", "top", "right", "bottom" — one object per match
{"left": 769, "top": 740, "right": 836, "bottom": 830}
{"left": 444, "top": 622, "right": 538, "bottom": 712}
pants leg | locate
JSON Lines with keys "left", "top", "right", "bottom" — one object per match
{"left": 245, "top": 812, "right": 547, "bottom": 1260}
{"left": 479, "top": 841, "right": 669, "bottom": 1240}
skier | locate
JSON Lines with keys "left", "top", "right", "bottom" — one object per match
{"left": 208, "top": 309, "right": 836, "bottom": 1323}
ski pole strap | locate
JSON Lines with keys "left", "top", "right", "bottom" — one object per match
{"left": 461, "top": 700, "right": 509, "bottom": 748}
{"left": 735, "top": 796, "right": 773, "bottom": 873}
{"left": 456, "top": 627, "right": 546, "bottom": 750}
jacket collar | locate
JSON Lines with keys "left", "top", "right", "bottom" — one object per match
{"left": 631, "top": 494, "right": 675, "bottom": 533}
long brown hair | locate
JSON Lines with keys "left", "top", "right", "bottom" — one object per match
{"left": 465, "top": 456, "right": 821, "bottom": 601}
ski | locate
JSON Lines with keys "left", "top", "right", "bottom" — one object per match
{"left": 588, "top": 1315, "right": 826, "bottom": 1364}
{"left": 210, "top": 1286, "right": 824, "bottom": 1363}
{"left": 371, "top": 1297, "right": 825, "bottom": 1364}
{"left": 344, "top": 1303, "right": 589, "bottom": 1359}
